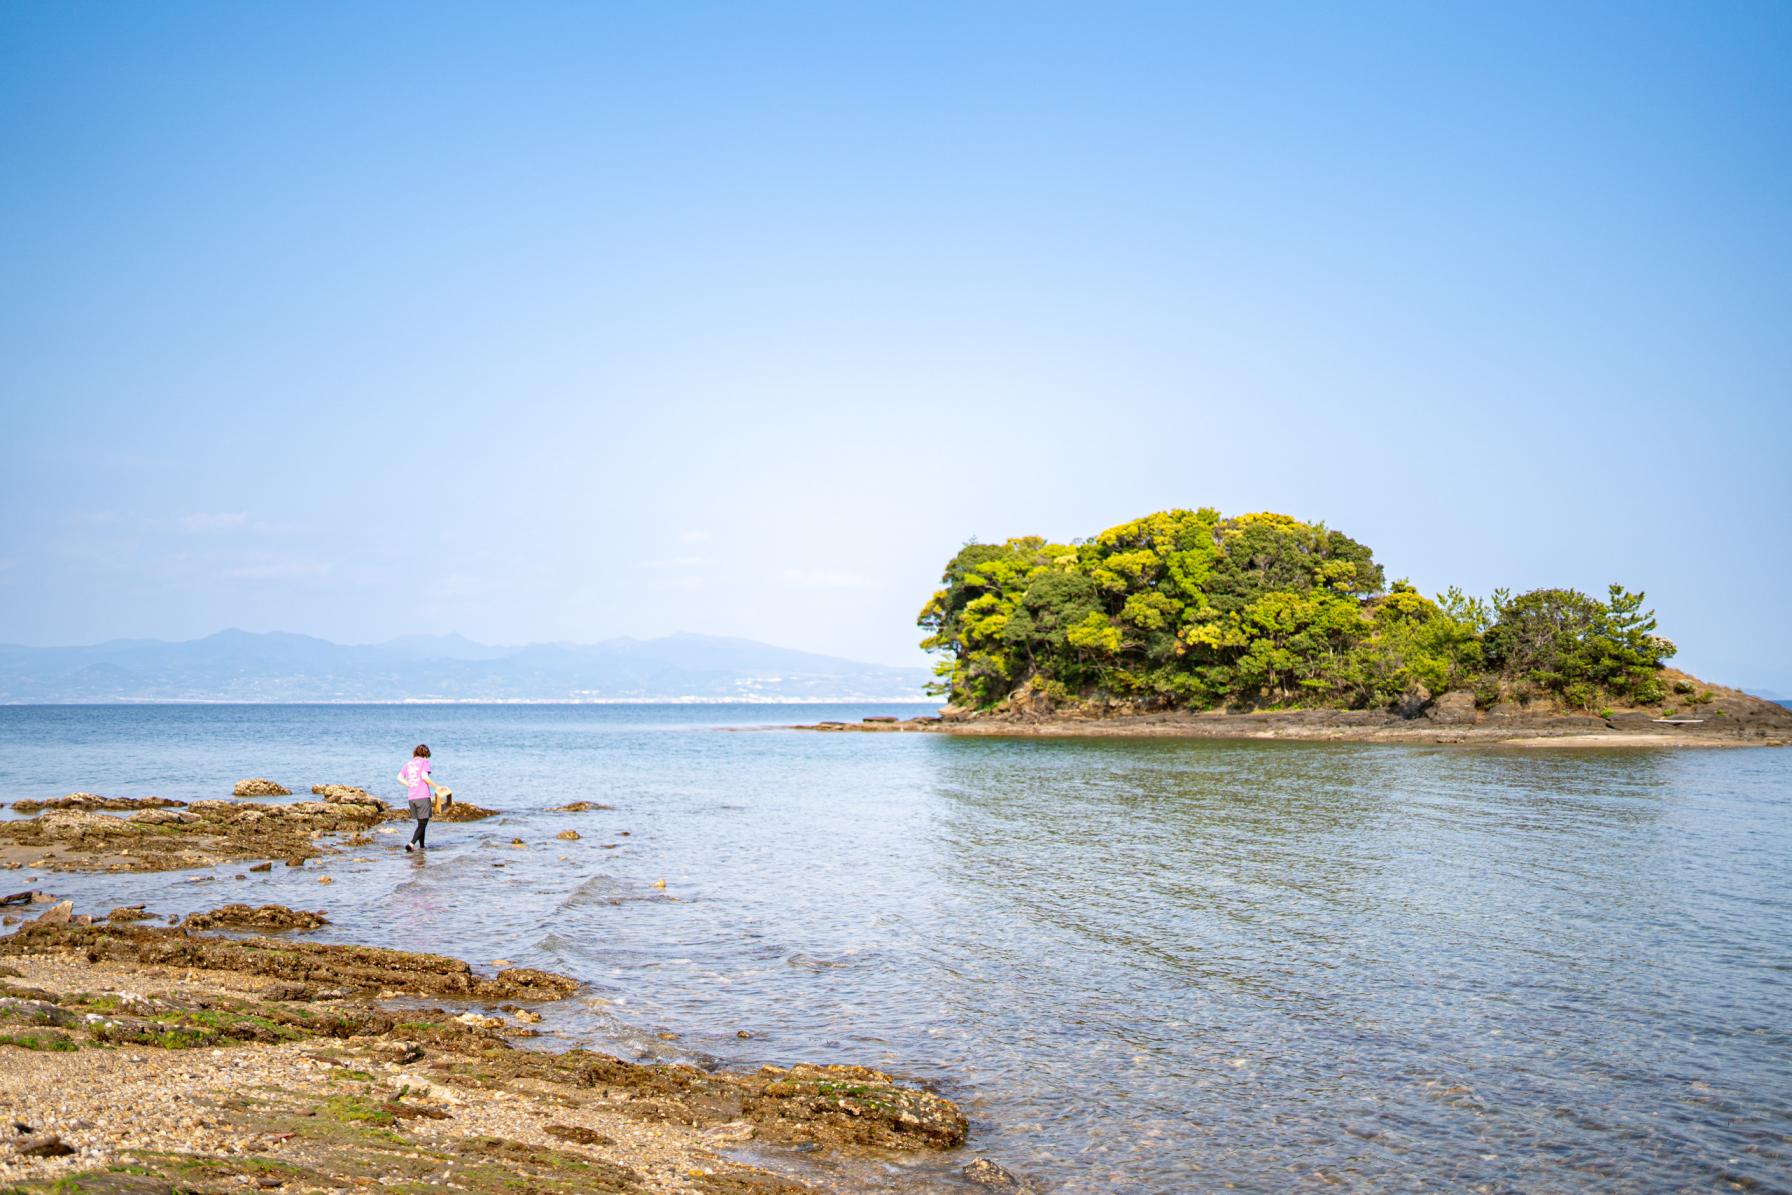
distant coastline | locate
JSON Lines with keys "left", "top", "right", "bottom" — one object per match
{"left": 0, "top": 629, "right": 931, "bottom": 703}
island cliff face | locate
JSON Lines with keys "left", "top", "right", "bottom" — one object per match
{"left": 906, "top": 508, "right": 1785, "bottom": 743}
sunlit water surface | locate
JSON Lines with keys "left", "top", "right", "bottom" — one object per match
{"left": 2, "top": 704, "right": 1788, "bottom": 1192}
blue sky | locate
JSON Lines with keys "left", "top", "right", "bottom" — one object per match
{"left": 1, "top": 2, "right": 1788, "bottom": 685}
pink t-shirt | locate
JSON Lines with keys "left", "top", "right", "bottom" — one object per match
{"left": 400, "top": 757, "right": 432, "bottom": 802}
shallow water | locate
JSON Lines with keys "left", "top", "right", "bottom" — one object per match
{"left": 2, "top": 704, "right": 1789, "bottom": 1192}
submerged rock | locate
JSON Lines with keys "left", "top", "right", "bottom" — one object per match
{"left": 549, "top": 800, "right": 612, "bottom": 812}
{"left": 232, "top": 778, "right": 291, "bottom": 797}
{"left": 963, "top": 1158, "right": 1034, "bottom": 1190}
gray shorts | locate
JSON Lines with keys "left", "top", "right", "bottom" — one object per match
{"left": 409, "top": 797, "right": 432, "bottom": 822}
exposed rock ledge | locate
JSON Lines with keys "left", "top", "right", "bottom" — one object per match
{"left": 0, "top": 918, "right": 970, "bottom": 1193}
{"left": 797, "top": 674, "right": 1792, "bottom": 747}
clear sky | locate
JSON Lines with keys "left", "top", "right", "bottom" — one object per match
{"left": 2, "top": 2, "right": 1788, "bottom": 686}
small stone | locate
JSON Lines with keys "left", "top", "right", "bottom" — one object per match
{"left": 513, "top": 1009, "right": 542, "bottom": 1024}
{"left": 651, "top": 879, "right": 666, "bottom": 890}
{"left": 555, "top": 829, "right": 580, "bottom": 841}
{"left": 16, "top": 1133, "right": 75, "bottom": 1157}
{"left": 737, "top": 1029, "right": 754, "bottom": 1039}
{"left": 705, "top": 1121, "right": 756, "bottom": 1144}
{"left": 543, "top": 1123, "right": 614, "bottom": 1146}
{"left": 318, "top": 876, "right": 334, "bottom": 884}
{"left": 249, "top": 862, "right": 273, "bottom": 872}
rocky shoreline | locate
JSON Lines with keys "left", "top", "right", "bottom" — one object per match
{"left": 0, "top": 787, "right": 501, "bottom": 874}
{"left": 0, "top": 911, "right": 975, "bottom": 1194}
{"left": 797, "top": 672, "right": 1792, "bottom": 748}
{"left": 0, "top": 779, "right": 1024, "bottom": 1193}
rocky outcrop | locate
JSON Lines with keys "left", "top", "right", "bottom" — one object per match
{"left": 310, "top": 784, "right": 380, "bottom": 805}
{"left": 436, "top": 802, "right": 498, "bottom": 823}
{"left": 128, "top": 808, "right": 199, "bottom": 825}
{"left": 0, "top": 922, "right": 967, "bottom": 1194}
{"left": 9, "top": 794, "right": 186, "bottom": 814}
{"left": 1, "top": 920, "right": 578, "bottom": 1001}
{"left": 0, "top": 795, "right": 400, "bottom": 873}
{"left": 181, "top": 903, "right": 328, "bottom": 932}
{"left": 231, "top": 778, "right": 290, "bottom": 797}
{"left": 29, "top": 900, "right": 73, "bottom": 927}
{"left": 797, "top": 674, "right": 1792, "bottom": 747}
{"left": 1425, "top": 690, "right": 1478, "bottom": 725}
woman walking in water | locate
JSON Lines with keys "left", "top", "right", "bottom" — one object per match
{"left": 397, "top": 743, "right": 443, "bottom": 852}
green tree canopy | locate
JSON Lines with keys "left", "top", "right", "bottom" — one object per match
{"left": 918, "top": 508, "right": 1673, "bottom": 714}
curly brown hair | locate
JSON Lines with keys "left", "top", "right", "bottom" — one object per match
{"left": 412, "top": 744, "right": 431, "bottom": 758}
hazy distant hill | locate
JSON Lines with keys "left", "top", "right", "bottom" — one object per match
{"left": 0, "top": 630, "right": 933, "bottom": 703}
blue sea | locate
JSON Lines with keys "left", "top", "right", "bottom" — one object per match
{"left": 2, "top": 703, "right": 1790, "bottom": 1192}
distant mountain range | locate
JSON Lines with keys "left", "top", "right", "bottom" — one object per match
{"left": 0, "top": 630, "right": 935, "bottom": 703}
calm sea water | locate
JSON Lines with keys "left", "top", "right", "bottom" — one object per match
{"left": 2, "top": 704, "right": 1789, "bottom": 1193}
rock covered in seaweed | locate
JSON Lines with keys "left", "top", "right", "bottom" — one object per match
{"left": 0, "top": 919, "right": 578, "bottom": 1001}
{"left": 0, "top": 795, "right": 400, "bottom": 873}
{"left": 9, "top": 793, "right": 186, "bottom": 813}
{"left": 436, "top": 802, "right": 498, "bottom": 822}
{"left": 181, "top": 903, "right": 328, "bottom": 932}
{"left": 311, "top": 784, "right": 382, "bottom": 806}
{"left": 0, "top": 921, "right": 970, "bottom": 1193}
{"left": 232, "top": 778, "right": 291, "bottom": 797}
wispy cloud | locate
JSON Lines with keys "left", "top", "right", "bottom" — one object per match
{"left": 781, "top": 569, "right": 874, "bottom": 590}
{"left": 640, "top": 556, "right": 709, "bottom": 570}
{"left": 180, "top": 512, "right": 251, "bottom": 534}
{"left": 222, "top": 559, "right": 332, "bottom": 581}
{"left": 676, "top": 530, "right": 709, "bottom": 545}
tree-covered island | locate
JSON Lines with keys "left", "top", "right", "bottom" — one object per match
{"left": 918, "top": 508, "right": 1681, "bottom": 717}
